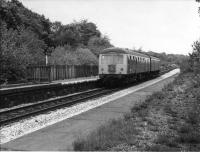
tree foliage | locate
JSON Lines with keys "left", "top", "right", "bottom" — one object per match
{"left": 49, "top": 46, "right": 98, "bottom": 65}
{"left": 0, "top": 0, "right": 53, "bottom": 47}
{"left": 0, "top": 21, "right": 45, "bottom": 82}
{"left": 186, "top": 0, "right": 200, "bottom": 73}
{"left": 87, "top": 36, "right": 112, "bottom": 56}
{"left": 0, "top": 0, "right": 111, "bottom": 83}
{"left": 52, "top": 20, "right": 101, "bottom": 47}
{"left": 188, "top": 40, "right": 200, "bottom": 73}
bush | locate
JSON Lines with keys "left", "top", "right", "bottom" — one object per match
{"left": 49, "top": 46, "right": 98, "bottom": 65}
{"left": 73, "top": 119, "right": 139, "bottom": 151}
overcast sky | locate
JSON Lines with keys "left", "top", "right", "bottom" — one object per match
{"left": 20, "top": 0, "right": 200, "bottom": 55}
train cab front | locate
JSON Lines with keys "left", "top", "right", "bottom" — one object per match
{"left": 98, "top": 53, "right": 127, "bottom": 87}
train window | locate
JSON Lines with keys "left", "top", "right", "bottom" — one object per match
{"left": 101, "top": 54, "right": 123, "bottom": 64}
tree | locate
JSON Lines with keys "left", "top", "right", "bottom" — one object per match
{"left": 52, "top": 20, "right": 102, "bottom": 48}
{"left": 78, "top": 20, "right": 101, "bottom": 45}
{"left": 87, "top": 36, "right": 112, "bottom": 56}
{"left": 0, "top": 22, "right": 45, "bottom": 83}
{"left": 188, "top": 0, "right": 200, "bottom": 73}
{"left": 189, "top": 40, "right": 200, "bottom": 73}
{"left": 49, "top": 46, "right": 98, "bottom": 65}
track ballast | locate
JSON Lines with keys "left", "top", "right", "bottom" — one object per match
{"left": 0, "top": 88, "right": 118, "bottom": 126}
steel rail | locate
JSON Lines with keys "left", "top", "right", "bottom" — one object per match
{"left": 0, "top": 88, "right": 117, "bottom": 126}
{"left": 0, "top": 68, "right": 175, "bottom": 126}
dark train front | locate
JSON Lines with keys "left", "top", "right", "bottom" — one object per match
{"left": 98, "top": 47, "right": 160, "bottom": 87}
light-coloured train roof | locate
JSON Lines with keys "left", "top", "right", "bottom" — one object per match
{"left": 150, "top": 56, "right": 160, "bottom": 61}
{"left": 101, "top": 47, "right": 160, "bottom": 60}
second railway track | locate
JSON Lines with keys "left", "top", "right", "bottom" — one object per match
{"left": 0, "top": 88, "right": 118, "bottom": 126}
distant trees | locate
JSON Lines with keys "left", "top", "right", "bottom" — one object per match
{"left": 180, "top": 0, "right": 200, "bottom": 73}
{"left": 145, "top": 51, "right": 187, "bottom": 68}
{"left": 188, "top": 40, "right": 200, "bottom": 73}
{"left": 187, "top": 0, "right": 200, "bottom": 73}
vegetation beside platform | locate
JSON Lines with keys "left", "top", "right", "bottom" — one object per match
{"left": 73, "top": 72, "right": 200, "bottom": 151}
{"left": 73, "top": 1, "right": 200, "bottom": 148}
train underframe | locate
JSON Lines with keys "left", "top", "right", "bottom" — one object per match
{"left": 99, "top": 70, "right": 160, "bottom": 88}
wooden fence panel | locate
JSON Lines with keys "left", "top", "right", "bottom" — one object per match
{"left": 27, "top": 65, "right": 98, "bottom": 82}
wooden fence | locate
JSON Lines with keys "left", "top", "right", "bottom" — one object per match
{"left": 27, "top": 65, "right": 98, "bottom": 82}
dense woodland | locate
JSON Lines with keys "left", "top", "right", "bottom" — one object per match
{"left": 0, "top": 0, "right": 199, "bottom": 83}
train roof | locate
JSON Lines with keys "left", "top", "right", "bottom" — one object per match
{"left": 101, "top": 47, "right": 149, "bottom": 58}
{"left": 101, "top": 47, "right": 160, "bottom": 60}
{"left": 150, "top": 56, "right": 160, "bottom": 61}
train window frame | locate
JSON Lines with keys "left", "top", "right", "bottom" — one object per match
{"left": 101, "top": 54, "right": 124, "bottom": 64}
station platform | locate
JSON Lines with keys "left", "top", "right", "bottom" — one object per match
{"left": 0, "top": 76, "right": 99, "bottom": 94}
{"left": 0, "top": 69, "right": 180, "bottom": 151}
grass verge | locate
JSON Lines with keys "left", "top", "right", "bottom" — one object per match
{"left": 73, "top": 72, "right": 200, "bottom": 151}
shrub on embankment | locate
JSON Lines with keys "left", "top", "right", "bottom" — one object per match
{"left": 49, "top": 46, "right": 98, "bottom": 65}
{"left": 73, "top": 72, "right": 200, "bottom": 151}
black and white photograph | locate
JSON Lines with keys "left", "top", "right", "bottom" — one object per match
{"left": 0, "top": 0, "right": 200, "bottom": 151}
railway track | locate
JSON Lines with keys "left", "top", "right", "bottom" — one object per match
{"left": 0, "top": 68, "right": 175, "bottom": 126}
{"left": 0, "top": 88, "right": 117, "bottom": 126}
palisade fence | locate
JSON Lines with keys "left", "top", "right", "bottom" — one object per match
{"left": 27, "top": 65, "right": 98, "bottom": 82}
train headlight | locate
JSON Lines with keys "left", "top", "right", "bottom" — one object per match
{"left": 120, "top": 68, "right": 123, "bottom": 71}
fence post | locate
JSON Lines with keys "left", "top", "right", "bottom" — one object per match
{"left": 48, "top": 65, "right": 51, "bottom": 82}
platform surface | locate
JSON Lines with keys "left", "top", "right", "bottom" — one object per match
{"left": 1, "top": 72, "right": 179, "bottom": 151}
{"left": 0, "top": 76, "right": 99, "bottom": 92}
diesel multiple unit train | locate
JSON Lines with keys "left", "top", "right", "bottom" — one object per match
{"left": 98, "top": 47, "right": 160, "bottom": 86}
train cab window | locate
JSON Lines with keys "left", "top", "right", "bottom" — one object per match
{"left": 101, "top": 54, "right": 123, "bottom": 64}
